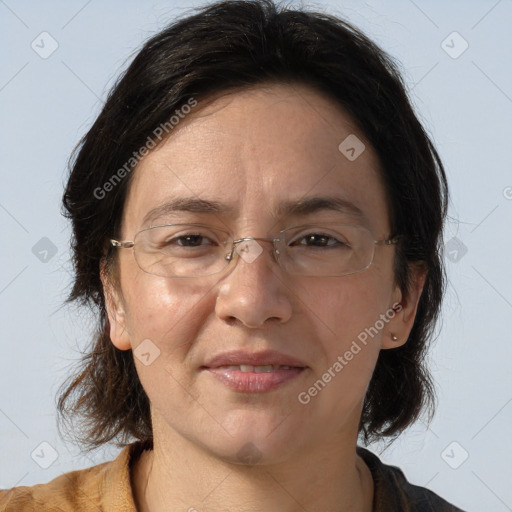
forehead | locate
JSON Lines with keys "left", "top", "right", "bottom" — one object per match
{"left": 122, "top": 83, "right": 390, "bottom": 236}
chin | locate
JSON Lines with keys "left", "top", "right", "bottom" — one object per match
{"left": 202, "top": 411, "right": 304, "bottom": 465}
{"left": 208, "top": 436, "right": 294, "bottom": 466}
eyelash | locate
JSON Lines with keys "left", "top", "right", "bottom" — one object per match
{"left": 166, "top": 231, "right": 349, "bottom": 249}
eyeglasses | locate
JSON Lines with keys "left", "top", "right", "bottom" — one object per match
{"left": 110, "top": 223, "right": 399, "bottom": 278}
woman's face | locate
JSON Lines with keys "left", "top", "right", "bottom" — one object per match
{"left": 105, "top": 83, "right": 423, "bottom": 464}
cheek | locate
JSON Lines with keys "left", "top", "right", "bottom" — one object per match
{"left": 299, "top": 270, "right": 393, "bottom": 347}
{"left": 121, "top": 275, "right": 215, "bottom": 410}
{"left": 295, "top": 271, "right": 393, "bottom": 403}
{"left": 122, "top": 270, "right": 212, "bottom": 353}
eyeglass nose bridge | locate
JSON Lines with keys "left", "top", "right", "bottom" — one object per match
{"left": 225, "top": 236, "right": 282, "bottom": 263}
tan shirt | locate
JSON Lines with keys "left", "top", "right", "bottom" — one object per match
{"left": 0, "top": 442, "right": 464, "bottom": 511}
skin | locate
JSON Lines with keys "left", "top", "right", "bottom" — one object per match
{"left": 102, "top": 83, "right": 426, "bottom": 512}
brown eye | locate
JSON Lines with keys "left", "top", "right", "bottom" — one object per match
{"left": 299, "top": 234, "right": 335, "bottom": 247}
{"left": 175, "top": 234, "right": 210, "bottom": 247}
{"left": 290, "top": 232, "right": 350, "bottom": 248}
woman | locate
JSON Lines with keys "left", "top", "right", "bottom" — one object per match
{"left": 0, "top": 0, "right": 465, "bottom": 510}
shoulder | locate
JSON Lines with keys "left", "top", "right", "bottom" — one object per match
{"left": 0, "top": 442, "right": 147, "bottom": 512}
{"left": 0, "top": 463, "right": 107, "bottom": 512}
{"left": 357, "top": 446, "right": 466, "bottom": 512}
{"left": 0, "top": 458, "right": 117, "bottom": 512}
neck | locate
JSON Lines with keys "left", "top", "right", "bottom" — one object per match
{"left": 132, "top": 416, "right": 374, "bottom": 512}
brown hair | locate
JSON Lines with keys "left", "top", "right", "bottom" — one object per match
{"left": 57, "top": 0, "right": 448, "bottom": 450}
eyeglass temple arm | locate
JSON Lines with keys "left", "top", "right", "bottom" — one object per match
{"left": 377, "top": 235, "right": 400, "bottom": 245}
{"left": 110, "top": 239, "right": 134, "bottom": 248}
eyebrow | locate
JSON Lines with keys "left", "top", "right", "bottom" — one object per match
{"left": 276, "top": 196, "right": 369, "bottom": 225}
{"left": 142, "top": 197, "right": 235, "bottom": 226}
{"left": 142, "top": 195, "right": 370, "bottom": 227}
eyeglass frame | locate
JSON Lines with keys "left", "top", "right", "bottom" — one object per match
{"left": 110, "top": 222, "right": 401, "bottom": 278}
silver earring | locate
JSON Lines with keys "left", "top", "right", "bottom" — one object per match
{"left": 391, "top": 334, "right": 398, "bottom": 341}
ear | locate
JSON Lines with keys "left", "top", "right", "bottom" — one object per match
{"left": 382, "top": 262, "right": 427, "bottom": 349}
{"left": 100, "top": 258, "right": 132, "bottom": 351}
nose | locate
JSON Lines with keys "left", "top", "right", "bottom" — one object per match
{"left": 214, "top": 238, "right": 293, "bottom": 328}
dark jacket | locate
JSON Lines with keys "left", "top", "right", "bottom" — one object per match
{"left": 357, "top": 446, "right": 465, "bottom": 511}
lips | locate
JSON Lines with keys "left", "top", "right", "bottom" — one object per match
{"left": 202, "top": 349, "right": 307, "bottom": 370}
{"left": 215, "top": 364, "right": 295, "bottom": 372}
{"left": 201, "top": 350, "right": 308, "bottom": 393}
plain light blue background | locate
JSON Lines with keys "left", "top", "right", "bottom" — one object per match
{"left": 1, "top": 1, "right": 511, "bottom": 510}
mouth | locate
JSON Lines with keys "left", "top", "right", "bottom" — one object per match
{"left": 201, "top": 351, "right": 308, "bottom": 393}
{"left": 203, "top": 349, "right": 307, "bottom": 369}
{"left": 212, "top": 364, "right": 298, "bottom": 372}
